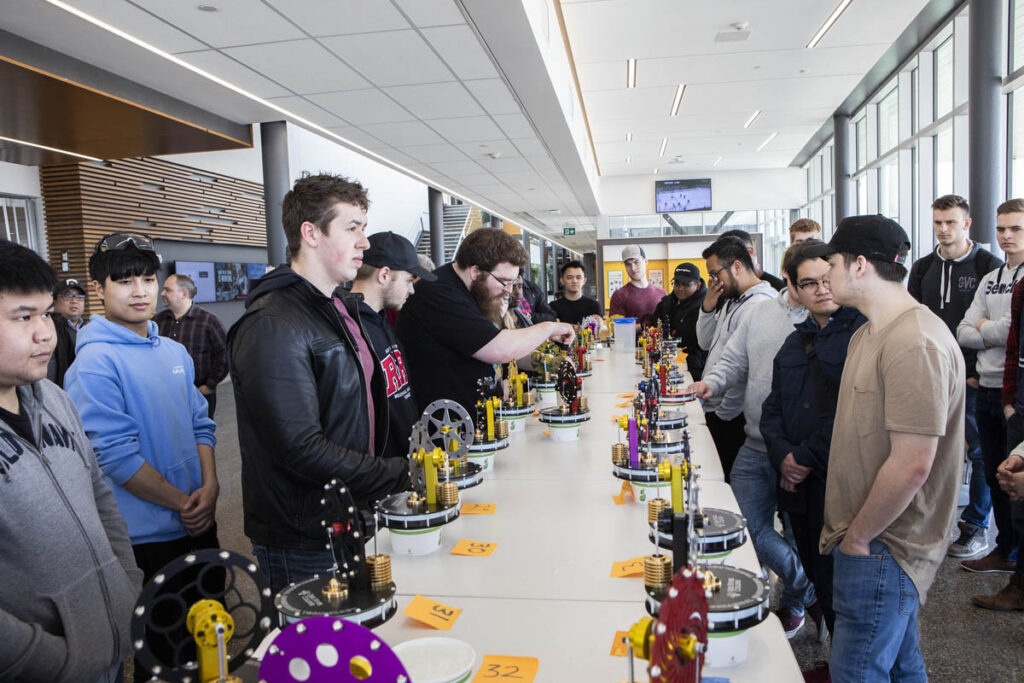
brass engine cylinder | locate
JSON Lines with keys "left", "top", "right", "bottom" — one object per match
{"left": 495, "top": 420, "right": 510, "bottom": 439}
{"left": 524, "top": 390, "right": 537, "bottom": 406}
{"left": 647, "top": 497, "right": 668, "bottom": 524}
{"left": 436, "top": 481, "right": 460, "bottom": 507}
{"left": 578, "top": 396, "right": 589, "bottom": 412}
{"left": 611, "top": 443, "right": 628, "bottom": 466}
{"left": 644, "top": 553, "right": 673, "bottom": 590}
{"left": 366, "top": 554, "right": 393, "bottom": 591}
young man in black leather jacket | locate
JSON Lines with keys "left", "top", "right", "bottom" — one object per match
{"left": 228, "top": 174, "right": 410, "bottom": 595}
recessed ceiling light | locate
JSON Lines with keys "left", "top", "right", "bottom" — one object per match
{"left": 197, "top": 4, "right": 218, "bottom": 11}
{"left": 807, "top": 0, "right": 853, "bottom": 48}
{"left": 0, "top": 134, "right": 102, "bottom": 162}
{"left": 744, "top": 110, "right": 762, "bottom": 128}
{"left": 626, "top": 156, "right": 631, "bottom": 164}
{"left": 757, "top": 132, "right": 778, "bottom": 152}
{"left": 659, "top": 138, "right": 667, "bottom": 157}
{"left": 670, "top": 84, "right": 686, "bottom": 116}
{"left": 626, "top": 132, "right": 633, "bottom": 142}
{"left": 653, "top": 167, "right": 659, "bottom": 174}
{"left": 626, "top": 58, "right": 637, "bottom": 88}
{"left": 713, "top": 156, "right": 722, "bottom": 168}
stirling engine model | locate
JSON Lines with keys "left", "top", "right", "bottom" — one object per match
{"left": 538, "top": 357, "right": 591, "bottom": 441}
{"left": 496, "top": 359, "right": 537, "bottom": 434}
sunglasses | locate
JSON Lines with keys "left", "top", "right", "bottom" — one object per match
{"left": 95, "top": 232, "right": 156, "bottom": 254}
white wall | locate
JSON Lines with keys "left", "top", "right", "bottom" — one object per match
{"left": 598, "top": 168, "right": 806, "bottom": 219}
{"left": 0, "top": 160, "right": 42, "bottom": 197}
{"left": 159, "top": 124, "right": 430, "bottom": 243}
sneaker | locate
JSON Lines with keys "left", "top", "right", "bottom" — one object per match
{"left": 960, "top": 548, "right": 1016, "bottom": 573}
{"left": 806, "top": 600, "right": 829, "bottom": 643}
{"left": 776, "top": 607, "right": 805, "bottom": 639}
{"left": 971, "top": 574, "right": 1024, "bottom": 610}
{"left": 948, "top": 521, "right": 987, "bottom": 558}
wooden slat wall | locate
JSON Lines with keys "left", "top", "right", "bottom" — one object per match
{"left": 40, "top": 157, "right": 266, "bottom": 316}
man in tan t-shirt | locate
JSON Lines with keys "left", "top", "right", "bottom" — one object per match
{"left": 804, "top": 215, "right": 964, "bottom": 683}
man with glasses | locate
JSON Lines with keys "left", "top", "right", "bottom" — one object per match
{"left": 398, "top": 228, "right": 575, "bottom": 415}
{"left": 64, "top": 232, "right": 220, "bottom": 681}
{"left": 48, "top": 278, "right": 88, "bottom": 387}
{"left": 761, "top": 240, "right": 867, "bottom": 647}
{"left": 695, "top": 236, "right": 778, "bottom": 480}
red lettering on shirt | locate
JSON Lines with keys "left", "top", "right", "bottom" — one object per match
{"left": 380, "top": 350, "right": 409, "bottom": 398}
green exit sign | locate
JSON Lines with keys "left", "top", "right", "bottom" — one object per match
{"left": 563, "top": 226, "right": 576, "bottom": 236}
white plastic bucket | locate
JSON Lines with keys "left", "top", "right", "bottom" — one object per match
{"left": 546, "top": 422, "right": 581, "bottom": 441}
{"left": 705, "top": 629, "right": 751, "bottom": 668}
{"left": 537, "top": 387, "right": 557, "bottom": 407}
{"left": 393, "top": 637, "right": 476, "bottom": 683}
{"left": 389, "top": 526, "right": 444, "bottom": 555}
{"left": 632, "top": 481, "right": 668, "bottom": 505}
{"left": 468, "top": 450, "right": 495, "bottom": 472}
{"left": 506, "top": 414, "right": 527, "bottom": 434}
{"left": 613, "top": 318, "right": 637, "bottom": 353}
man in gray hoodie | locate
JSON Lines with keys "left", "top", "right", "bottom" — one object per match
{"left": 0, "top": 240, "right": 142, "bottom": 683}
{"left": 695, "top": 236, "right": 778, "bottom": 480}
{"left": 689, "top": 242, "right": 820, "bottom": 639}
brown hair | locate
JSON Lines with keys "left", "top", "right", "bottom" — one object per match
{"left": 932, "top": 194, "right": 970, "bottom": 214}
{"left": 997, "top": 199, "right": 1024, "bottom": 215}
{"left": 789, "top": 218, "right": 821, "bottom": 237}
{"left": 281, "top": 173, "right": 370, "bottom": 261}
{"left": 784, "top": 239, "right": 825, "bottom": 283}
{"left": 841, "top": 250, "right": 908, "bottom": 284}
{"left": 455, "top": 229, "right": 527, "bottom": 271}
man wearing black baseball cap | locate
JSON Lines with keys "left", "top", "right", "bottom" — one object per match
{"left": 654, "top": 263, "right": 708, "bottom": 379}
{"left": 352, "top": 231, "right": 435, "bottom": 459}
{"left": 48, "top": 278, "right": 88, "bottom": 387}
{"left": 809, "top": 215, "right": 965, "bottom": 680}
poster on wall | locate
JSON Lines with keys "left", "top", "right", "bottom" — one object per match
{"left": 215, "top": 262, "right": 248, "bottom": 301}
{"left": 649, "top": 269, "right": 663, "bottom": 290}
{"left": 246, "top": 263, "right": 270, "bottom": 283}
{"left": 174, "top": 261, "right": 216, "bottom": 303}
{"left": 607, "top": 270, "right": 623, "bottom": 299}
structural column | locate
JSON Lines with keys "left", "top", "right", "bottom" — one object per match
{"left": 521, "top": 229, "right": 531, "bottom": 274}
{"left": 428, "top": 187, "right": 444, "bottom": 266}
{"left": 539, "top": 238, "right": 549, "bottom": 298}
{"left": 260, "top": 121, "right": 289, "bottom": 266}
{"left": 832, "top": 113, "right": 852, "bottom": 223}
{"left": 968, "top": 0, "right": 1002, "bottom": 250}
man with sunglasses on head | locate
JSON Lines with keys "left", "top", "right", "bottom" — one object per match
{"left": 398, "top": 228, "right": 575, "bottom": 415}
{"left": 64, "top": 232, "right": 219, "bottom": 682}
{"left": 47, "top": 278, "right": 88, "bottom": 387}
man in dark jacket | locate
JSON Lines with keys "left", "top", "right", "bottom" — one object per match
{"left": 47, "top": 278, "right": 87, "bottom": 387}
{"left": 907, "top": 194, "right": 1001, "bottom": 558}
{"left": 519, "top": 276, "right": 557, "bottom": 322}
{"left": 654, "top": 262, "right": 708, "bottom": 380}
{"left": 761, "top": 245, "right": 866, "bottom": 638}
{"left": 228, "top": 174, "right": 410, "bottom": 594}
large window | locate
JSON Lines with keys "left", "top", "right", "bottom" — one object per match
{"left": 1012, "top": 90, "right": 1024, "bottom": 198}
{"left": 855, "top": 115, "right": 867, "bottom": 170}
{"left": 878, "top": 157, "right": 899, "bottom": 219}
{"left": 935, "top": 37, "right": 954, "bottom": 118}
{"left": 878, "top": 87, "right": 899, "bottom": 154}
{"left": 935, "top": 126, "right": 954, "bottom": 197}
{"left": 1013, "top": 0, "right": 1024, "bottom": 72}
{"left": 0, "top": 196, "right": 38, "bottom": 251}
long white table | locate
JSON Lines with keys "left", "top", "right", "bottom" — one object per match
{"left": 366, "top": 348, "right": 801, "bottom": 682}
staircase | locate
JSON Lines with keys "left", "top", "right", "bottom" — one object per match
{"left": 416, "top": 203, "right": 471, "bottom": 265}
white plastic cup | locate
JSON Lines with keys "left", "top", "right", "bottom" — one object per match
{"left": 705, "top": 629, "right": 751, "bottom": 668}
{"left": 537, "top": 388, "right": 557, "bottom": 407}
{"left": 389, "top": 526, "right": 444, "bottom": 555}
{"left": 506, "top": 415, "right": 527, "bottom": 434}
{"left": 393, "top": 637, "right": 476, "bottom": 683}
{"left": 631, "top": 481, "right": 668, "bottom": 505}
{"left": 468, "top": 450, "right": 495, "bottom": 472}
{"left": 546, "top": 423, "right": 581, "bottom": 441}
{"left": 613, "top": 318, "right": 637, "bottom": 353}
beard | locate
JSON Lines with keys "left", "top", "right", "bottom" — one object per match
{"left": 470, "top": 274, "right": 507, "bottom": 324}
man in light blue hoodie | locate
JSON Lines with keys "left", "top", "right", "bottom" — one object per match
{"left": 65, "top": 233, "right": 218, "bottom": 682}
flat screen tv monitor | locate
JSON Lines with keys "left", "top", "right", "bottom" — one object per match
{"left": 174, "top": 261, "right": 216, "bottom": 303}
{"left": 655, "top": 178, "right": 712, "bottom": 213}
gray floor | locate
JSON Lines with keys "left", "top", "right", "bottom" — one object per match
{"left": 137, "top": 385, "right": 1024, "bottom": 681}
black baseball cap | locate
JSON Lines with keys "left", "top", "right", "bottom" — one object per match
{"left": 803, "top": 215, "right": 911, "bottom": 266}
{"left": 54, "top": 278, "right": 86, "bottom": 296}
{"left": 362, "top": 231, "right": 437, "bottom": 281}
{"left": 673, "top": 262, "right": 701, "bottom": 284}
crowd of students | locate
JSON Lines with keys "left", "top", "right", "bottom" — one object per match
{"left": 3, "top": 172, "right": 1023, "bottom": 682}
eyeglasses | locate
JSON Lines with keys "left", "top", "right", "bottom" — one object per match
{"left": 483, "top": 270, "right": 522, "bottom": 290}
{"left": 707, "top": 266, "right": 728, "bottom": 281}
{"left": 95, "top": 232, "right": 155, "bottom": 254}
{"left": 797, "top": 278, "right": 830, "bottom": 292}
{"left": 60, "top": 293, "right": 86, "bottom": 301}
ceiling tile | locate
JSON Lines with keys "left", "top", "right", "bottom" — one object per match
{"left": 393, "top": 0, "right": 466, "bottom": 27}
{"left": 492, "top": 113, "right": 536, "bottom": 139}
{"left": 266, "top": 0, "right": 409, "bottom": 36}
{"left": 131, "top": 0, "right": 305, "bottom": 47}
{"left": 363, "top": 120, "right": 446, "bottom": 146}
{"left": 178, "top": 50, "right": 291, "bottom": 98}
{"left": 463, "top": 79, "right": 522, "bottom": 115}
{"left": 453, "top": 139, "right": 520, "bottom": 158}
{"left": 512, "top": 138, "right": 549, "bottom": 157}
{"left": 69, "top": 0, "right": 207, "bottom": 52}
{"left": 383, "top": 82, "right": 484, "bottom": 119}
{"left": 308, "top": 89, "right": 414, "bottom": 125}
{"left": 428, "top": 116, "right": 505, "bottom": 142}
{"left": 403, "top": 143, "right": 472, "bottom": 163}
{"left": 422, "top": 25, "right": 498, "bottom": 80}
{"left": 267, "top": 95, "right": 348, "bottom": 127}
{"left": 427, "top": 159, "right": 490, "bottom": 177}
{"left": 321, "top": 30, "right": 453, "bottom": 86}
{"left": 224, "top": 40, "right": 369, "bottom": 93}
{"left": 326, "top": 126, "right": 386, "bottom": 149}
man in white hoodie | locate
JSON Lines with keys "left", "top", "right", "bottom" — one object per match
{"left": 957, "top": 199, "right": 1024, "bottom": 581}
{"left": 695, "top": 236, "right": 778, "bottom": 480}
{"left": 688, "top": 242, "right": 821, "bottom": 640}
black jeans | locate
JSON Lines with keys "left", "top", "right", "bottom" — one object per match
{"left": 705, "top": 411, "right": 745, "bottom": 483}
{"left": 1006, "top": 414, "right": 1024, "bottom": 578}
{"left": 978, "top": 387, "right": 1014, "bottom": 554}
{"left": 203, "top": 389, "right": 217, "bottom": 420}
{"left": 131, "top": 525, "right": 221, "bottom": 682}
{"left": 789, "top": 512, "right": 835, "bottom": 634}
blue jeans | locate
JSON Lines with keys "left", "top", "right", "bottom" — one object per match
{"left": 251, "top": 543, "right": 336, "bottom": 596}
{"left": 962, "top": 384, "right": 990, "bottom": 528}
{"left": 730, "top": 445, "right": 815, "bottom": 613}
{"left": 830, "top": 539, "right": 926, "bottom": 683}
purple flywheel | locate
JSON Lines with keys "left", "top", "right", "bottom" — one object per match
{"left": 259, "top": 616, "right": 409, "bottom": 682}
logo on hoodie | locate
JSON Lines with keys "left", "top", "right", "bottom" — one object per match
{"left": 172, "top": 365, "right": 185, "bottom": 375}
{"left": 0, "top": 421, "right": 78, "bottom": 480}
{"left": 380, "top": 349, "right": 410, "bottom": 398}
